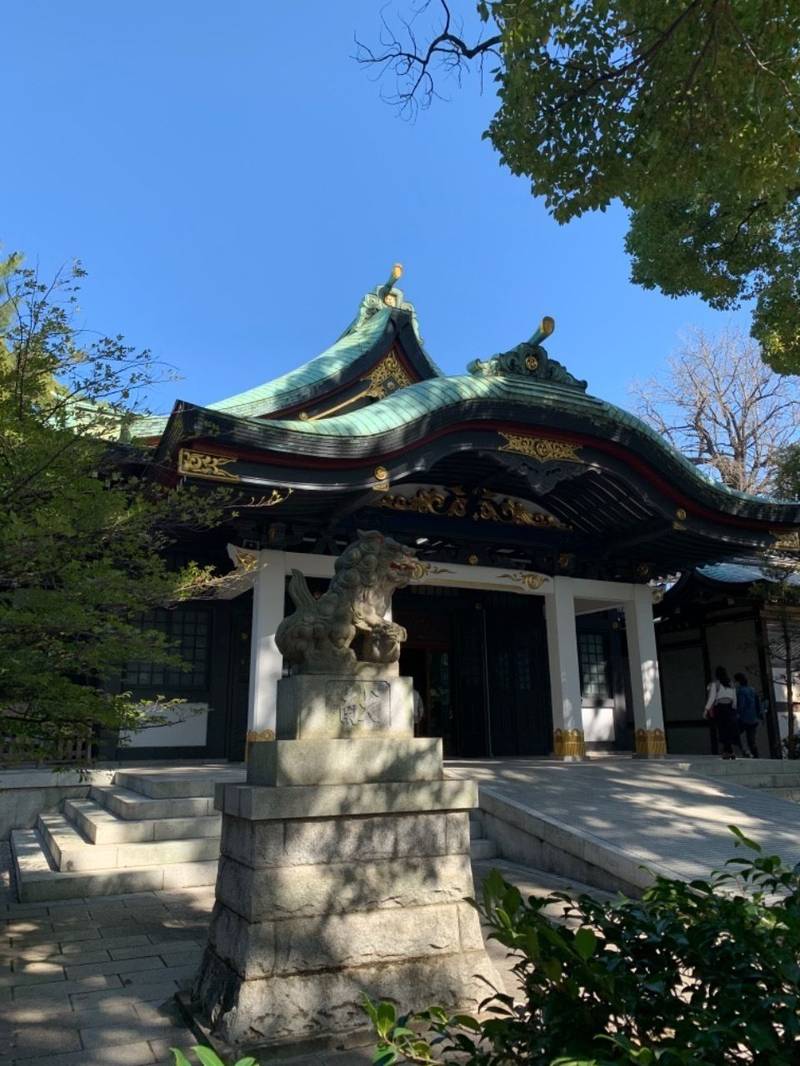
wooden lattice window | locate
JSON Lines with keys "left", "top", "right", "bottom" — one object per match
{"left": 124, "top": 607, "right": 210, "bottom": 692}
{"left": 578, "top": 632, "right": 611, "bottom": 701}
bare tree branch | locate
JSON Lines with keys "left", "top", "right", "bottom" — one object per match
{"left": 355, "top": 0, "right": 501, "bottom": 117}
{"left": 630, "top": 327, "right": 800, "bottom": 494}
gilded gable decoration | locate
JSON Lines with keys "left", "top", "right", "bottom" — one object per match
{"left": 299, "top": 351, "right": 414, "bottom": 422}
{"left": 498, "top": 433, "right": 583, "bottom": 463}
{"left": 376, "top": 484, "right": 566, "bottom": 530}
{"left": 178, "top": 448, "right": 241, "bottom": 482}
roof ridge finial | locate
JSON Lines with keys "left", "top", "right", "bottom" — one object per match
{"left": 467, "top": 314, "right": 587, "bottom": 391}
{"left": 529, "top": 316, "right": 555, "bottom": 347}
{"left": 379, "top": 262, "right": 403, "bottom": 304}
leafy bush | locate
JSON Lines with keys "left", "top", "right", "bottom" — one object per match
{"left": 366, "top": 828, "right": 800, "bottom": 1064}
{"left": 171, "top": 1047, "right": 257, "bottom": 1066}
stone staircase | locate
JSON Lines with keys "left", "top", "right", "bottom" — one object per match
{"left": 11, "top": 766, "right": 498, "bottom": 902}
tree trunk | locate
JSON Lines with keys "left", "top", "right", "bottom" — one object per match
{"left": 783, "top": 611, "right": 795, "bottom": 748}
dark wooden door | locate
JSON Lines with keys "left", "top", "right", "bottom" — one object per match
{"left": 485, "top": 598, "right": 552, "bottom": 756}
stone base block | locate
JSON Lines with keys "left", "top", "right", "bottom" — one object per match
{"left": 193, "top": 941, "right": 497, "bottom": 1050}
{"left": 215, "top": 778, "right": 478, "bottom": 821}
{"left": 220, "top": 808, "right": 469, "bottom": 872}
{"left": 246, "top": 736, "right": 443, "bottom": 786}
{"left": 194, "top": 783, "right": 497, "bottom": 1054}
{"left": 276, "top": 674, "right": 413, "bottom": 740}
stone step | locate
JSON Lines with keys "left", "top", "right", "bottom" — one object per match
{"left": 472, "top": 858, "right": 615, "bottom": 902}
{"left": 91, "top": 784, "right": 217, "bottom": 820}
{"left": 37, "top": 811, "right": 220, "bottom": 872}
{"left": 11, "top": 828, "right": 219, "bottom": 902}
{"left": 470, "top": 837, "right": 497, "bottom": 861}
{"left": 114, "top": 767, "right": 245, "bottom": 800}
{"left": 764, "top": 787, "right": 800, "bottom": 802}
{"left": 65, "top": 797, "right": 222, "bottom": 844}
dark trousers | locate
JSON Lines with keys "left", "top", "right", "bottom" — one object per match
{"left": 716, "top": 705, "right": 739, "bottom": 755}
{"left": 740, "top": 723, "right": 760, "bottom": 758}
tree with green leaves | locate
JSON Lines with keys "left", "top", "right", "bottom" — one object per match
{"left": 358, "top": 1, "right": 800, "bottom": 371}
{"left": 774, "top": 443, "right": 800, "bottom": 500}
{"left": 0, "top": 252, "right": 223, "bottom": 765}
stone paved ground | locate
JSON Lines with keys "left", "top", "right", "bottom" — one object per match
{"left": 0, "top": 842, "right": 523, "bottom": 1066}
{"left": 447, "top": 757, "right": 800, "bottom": 881}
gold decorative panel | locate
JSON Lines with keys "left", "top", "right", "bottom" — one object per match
{"left": 498, "top": 432, "right": 582, "bottom": 463}
{"left": 299, "top": 351, "right": 414, "bottom": 421}
{"left": 635, "top": 728, "right": 667, "bottom": 757}
{"left": 772, "top": 529, "right": 800, "bottom": 551}
{"left": 553, "top": 728, "right": 586, "bottom": 758}
{"left": 377, "top": 485, "right": 565, "bottom": 529}
{"left": 178, "top": 448, "right": 241, "bottom": 482}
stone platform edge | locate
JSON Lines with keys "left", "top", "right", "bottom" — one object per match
{"left": 214, "top": 779, "right": 478, "bottom": 821}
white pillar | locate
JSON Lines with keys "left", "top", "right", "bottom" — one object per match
{"left": 544, "top": 577, "right": 585, "bottom": 759}
{"left": 624, "top": 585, "right": 667, "bottom": 757}
{"left": 247, "top": 551, "right": 286, "bottom": 744}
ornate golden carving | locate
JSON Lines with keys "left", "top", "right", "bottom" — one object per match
{"left": 467, "top": 554, "right": 479, "bottom": 565}
{"left": 379, "top": 486, "right": 464, "bottom": 517}
{"left": 408, "top": 561, "right": 454, "bottom": 581}
{"left": 476, "top": 491, "right": 563, "bottom": 529}
{"left": 553, "top": 728, "right": 586, "bottom": 758}
{"left": 378, "top": 485, "right": 563, "bottom": 528}
{"left": 299, "top": 352, "right": 414, "bottom": 421}
{"left": 675, "top": 508, "right": 687, "bottom": 521}
{"left": 372, "top": 465, "right": 390, "bottom": 492}
{"left": 498, "top": 433, "right": 582, "bottom": 463}
{"left": 500, "top": 571, "right": 547, "bottom": 591}
{"left": 229, "top": 489, "right": 293, "bottom": 508}
{"left": 772, "top": 529, "right": 800, "bottom": 551}
{"left": 635, "top": 728, "right": 667, "bottom": 756}
{"left": 229, "top": 546, "right": 259, "bottom": 572}
{"left": 364, "top": 353, "right": 413, "bottom": 399}
{"left": 178, "top": 448, "right": 241, "bottom": 482}
{"left": 525, "top": 354, "right": 539, "bottom": 371}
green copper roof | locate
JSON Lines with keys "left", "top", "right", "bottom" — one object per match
{"left": 131, "top": 278, "right": 441, "bottom": 440}
{"left": 698, "top": 560, "right": 800, "bottom": 585}
{"left": 247, "top": 372, "right": 794, "bottom": 510}
{"left": 207, "top": 305, "right": 396, "bottom": 419}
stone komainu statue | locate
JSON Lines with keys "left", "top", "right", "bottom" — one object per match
{"left": 275, "top": 530, "right": 418, "bottom": 674}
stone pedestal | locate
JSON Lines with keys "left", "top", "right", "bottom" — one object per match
{"left": 192, "top": 673, "right": 498, "bottom": 1055}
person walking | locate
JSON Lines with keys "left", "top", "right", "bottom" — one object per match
{"left": 705, "top": 666, "right": 738, "bottom": 759}
{"left": 735, "top": 672, "right": 763, "bottom": 758}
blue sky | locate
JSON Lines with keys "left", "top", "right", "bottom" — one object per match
{"left": 4, "top": 2, "right": 746, "bottom": 417}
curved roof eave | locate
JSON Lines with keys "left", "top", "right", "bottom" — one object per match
{"left": 211, "top": 372, "right": 800, "bottom": 523}
{"left": 206, "top": 306, "right": 395, "bottom": 420}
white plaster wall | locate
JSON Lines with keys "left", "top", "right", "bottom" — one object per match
{"left": 581, "top": 704, "right": 615, "bottom": 742}
{"left": 120, "top": 703, "right": 209, "bottom": 748}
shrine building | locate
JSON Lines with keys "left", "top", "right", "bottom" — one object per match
{"left": 122, "top": 267, "right": 800, "bottom": 763}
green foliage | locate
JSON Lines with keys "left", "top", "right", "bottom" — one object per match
{"left": 487, "top": 0, "right": 800, "bottom": 371}
{"left": 366, "top": 2, "right": 800, "bottom": 369}
{"left": 171, "top": 1048, "right": 258, "bottom": 1066}
{"left": 366, "top": 830, "right": 800, "bottom": 1064}
{"left": 0, "top": 252, "right": 225, "bottom": 764}
{"left": 773, "top": 444, "right": 800, "bottom": 501}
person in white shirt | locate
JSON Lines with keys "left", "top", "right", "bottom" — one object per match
{"left": 704, "top": 666, "right": 738, "bottom": 759}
